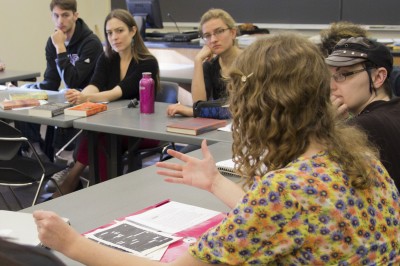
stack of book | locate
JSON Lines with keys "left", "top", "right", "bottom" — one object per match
{"left": 9, "top": 91, "right": 48, "bottom": 100}
{"left": 28, "top": 102, "right": 72, "bottom": 118}
{"left": 166, "top": 118, "right": 227, "bottom": 136}
{"left": 0, "top": 91, "right": 49, "bottom": 110}
{"left": 0, "top": 99, "right": 40, "bottom": 110}
{"left": 64, "top": 102, "right": 107, "bottom": 117}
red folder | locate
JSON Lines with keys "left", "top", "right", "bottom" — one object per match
{"left": 83, "top": 199, "right": 226, "bottom": 262}
{"left": 160, "top": 212, "right": 225, "bottom": 262}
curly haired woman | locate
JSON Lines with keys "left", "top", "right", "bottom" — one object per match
{"left": 34, "top": 34, "right": 399, "bottom": 265}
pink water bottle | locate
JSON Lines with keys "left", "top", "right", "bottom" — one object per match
{"left": 139, "top": 72, "right": 155, "bottom": 114}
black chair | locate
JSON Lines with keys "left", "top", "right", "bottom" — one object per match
{"left": 390, "top": 66, "right": 400, "bottom": 97}
{"left": 0, "top": 121, "right": 66, "bottom": 209}
{"left": 124, "top": 81, "right": 179, "bottom": 172}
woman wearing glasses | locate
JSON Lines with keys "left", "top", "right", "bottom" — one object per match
{"left": 167, "top": 8, "right": 241, "bottom": 117}
{"left": 326, "top": 37, "right": 400, "bottom": 190}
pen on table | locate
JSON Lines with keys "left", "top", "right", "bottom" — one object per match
{"left": 152, "top": 199, "right": 171, "bottom": 208}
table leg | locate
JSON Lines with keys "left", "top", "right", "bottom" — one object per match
{"left": 87, "top": 131, "right": 99, "bottom": 185}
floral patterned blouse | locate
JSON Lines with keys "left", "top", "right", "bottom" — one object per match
{"left": 189, "top": 151, "right": 400, "bottom": 265}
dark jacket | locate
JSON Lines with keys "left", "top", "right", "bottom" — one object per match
{"left": 91, "top": 53, "right": 159, "bottom": 100}
{"left": 34, "top": 18, "right": 103, "bottom": 91}
{"left": 349, "top": 98, "right": 400, "bottom": 189}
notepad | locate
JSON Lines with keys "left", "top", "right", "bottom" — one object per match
{"left": 216, "top": 159, "right": 241, "bottom": 178}
{"left": 0, "top": 211, "right": 69, "bottom": 246}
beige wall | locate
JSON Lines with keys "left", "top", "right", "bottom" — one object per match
{"left": 1, "top": 1, "right": 398, "bottom": 83}
{"left": 0, "top": 0, "right": 110, "bottom": 82}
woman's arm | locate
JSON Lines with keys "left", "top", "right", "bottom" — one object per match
{"left": 65, "top": 85, "right": 123, "bottom": 104}
{"left": 33, "top": 211, "right": 212, "bottom": 266}
{"left": 156, "top": 140, "right": 245, "bottom": 208}
{"left": 191, "top": 46, "right": 213, "bottom": 102}
{"left": 166, "top": 103, "right": 194, "bottom": 117}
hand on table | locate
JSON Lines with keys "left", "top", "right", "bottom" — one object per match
{"left": 65, "top": 89, "right": 87, "bottom": 104}
{"left": 33, "top": 210, "right": 80, "bottom": 255}
{"left": 166, "top": 103, "right": 193, "bottom": 117}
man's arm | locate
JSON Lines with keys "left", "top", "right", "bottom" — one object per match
{"left": 31, "top": 38, "right": 63, "bottom": 91}
{"left": 191, "top": 46, "right": 213, "bottom": 102}
{"left": 56, "top": 36, "right": 103, "bottom": 89}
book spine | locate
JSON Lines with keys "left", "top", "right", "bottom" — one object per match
{"left": 196, "top": 123, "right": 226, "bottom": 135}
{"left": 52, "top": 108, "right": 66, "bottom": 117}
{"left": 86, "top": 105, "right": 107, "bottom": 116}
{"left": 1, "top": 99, "right": 40, "bottom": 110}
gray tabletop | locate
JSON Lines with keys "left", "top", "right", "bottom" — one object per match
{"left": 0, "top": 91, "right": 131, "bottom": 128}
{"left": 73, "top": 101, "right": 232, "bottom": 183}
{"left": 21, "top": 142, "right": 237, "bottom": 266}
{"left": 73, "top": 102, "right": 232, "bottom": 145}
{"left": 0, "top": 70, "right": 40, "bottom": 84}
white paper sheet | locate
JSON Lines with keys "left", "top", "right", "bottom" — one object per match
{"left": 126, "top": 201, "right": 220, "bottom": 234}
{"left": 218, "top": 122, "right": 232, "bottom": 132}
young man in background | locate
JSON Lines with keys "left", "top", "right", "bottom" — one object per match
{"left": 15, "top": 0, "right": 103, "bottom": 160}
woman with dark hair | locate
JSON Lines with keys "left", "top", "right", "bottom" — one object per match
{"left": 50, "top": 9, "right": 160, "bottom": 197}
{"left": 35, "top": 34, "right": 399, "bottom": 265}
{"left": 0, "top": 237, "right": 65, "bottom": 266}
{"left": 65, "top": 8, "right": 159, "bottom": 104}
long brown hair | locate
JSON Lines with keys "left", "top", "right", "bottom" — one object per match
{"left": 103, "top": 9, "right": 160, "bottom": 91}
{"left": 104, "top": 9, "right": 153, "bottom": 62}
{"left": 228, "top": 34, "right": 379, "bottom": 189}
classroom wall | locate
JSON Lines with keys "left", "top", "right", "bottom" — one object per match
{"left": 113, "top": 0, "right": 400, "bottom": 38}
{"left": 1, "top": 0, "right": 399, "bottom": 80}
{"left": 0, "top": 0, "right": 110, "bottom": 81}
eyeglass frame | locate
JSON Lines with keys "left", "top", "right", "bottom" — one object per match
{"left": 202, "top": 27, "right": 231, "bottom": 43}
{"left": 331, "top": 67, "right": 374, "bottom": 82}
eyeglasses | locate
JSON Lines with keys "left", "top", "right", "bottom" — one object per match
{"left": 202, "top": 28, "right": 230, "bottom": 42}
{"left": 331, "top": 68, "right": 367, "bottom": 82}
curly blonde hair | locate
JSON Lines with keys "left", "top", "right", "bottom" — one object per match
{"left": 228, "top": 34, "right": 378, "bottom": 189}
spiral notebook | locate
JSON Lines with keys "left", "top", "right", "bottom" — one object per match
{"left": 216, "top": 159, "right": 241, "bottom": 178}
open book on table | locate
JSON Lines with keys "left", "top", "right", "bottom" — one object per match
{"left": 83, "top": 200, "right": 225, "bottom": 262}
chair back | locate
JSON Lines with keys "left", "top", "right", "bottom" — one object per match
{"left": 390, "top": 66, "right": 400, "bottom": 96}
{"left": 0, "top": 121, "right": 23, "bottom": 160}
{"left": 157, "top": 81, "right": 179, "bottom": 103}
